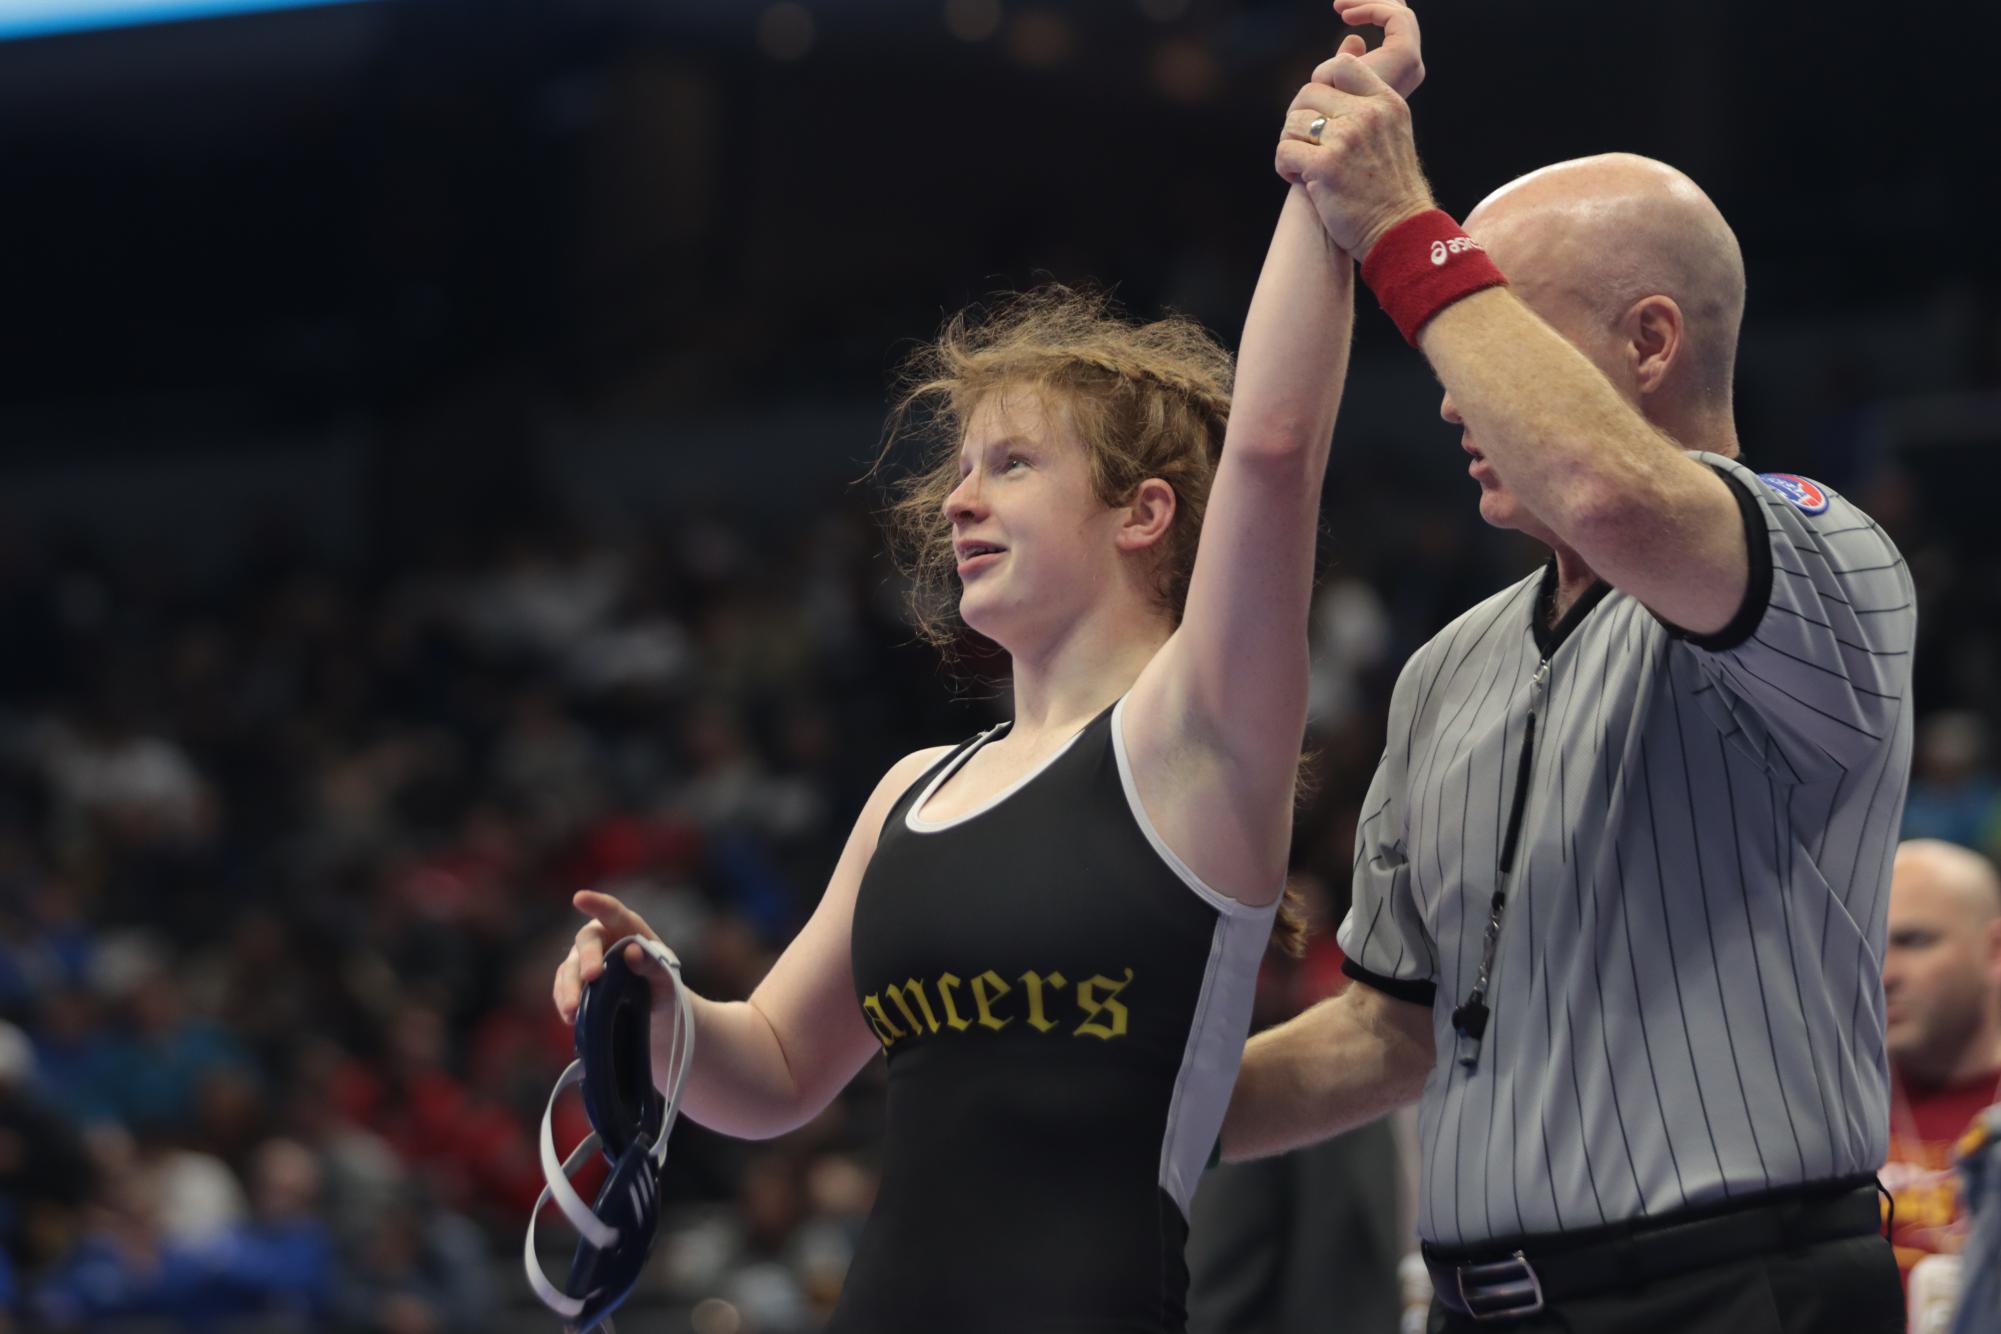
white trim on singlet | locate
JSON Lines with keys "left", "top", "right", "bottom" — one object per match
{"left": 1108, "top": 696, "right": 1277, "bottom": 920}
{"left": 1156, "top": 900, "right": 1270, "bottom": 1219}
{"left": 1105, "top": 697, "right": 1278, "bottom": 1219}
{"left": 904, "top": 716, "right": 1091, "bottom": 834}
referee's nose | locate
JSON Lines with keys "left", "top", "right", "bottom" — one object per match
{"left": 1440, "top": 391, "right": 1463, "bottom": 426}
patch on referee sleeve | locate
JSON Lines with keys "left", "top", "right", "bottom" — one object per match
{"left": 1757, "top": 472, "right": 1831, "bottom": 515}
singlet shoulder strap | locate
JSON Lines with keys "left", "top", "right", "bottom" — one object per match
{"left": 878, "top": 726, "right": 1003, "bottom": 836}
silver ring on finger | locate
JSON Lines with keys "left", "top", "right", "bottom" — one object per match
{"left": 1306, "top": 115, "right": 1328, "bottom": 145}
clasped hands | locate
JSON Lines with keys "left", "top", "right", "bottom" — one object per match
{"left": 1280, "top": 0, "right": 1439, "bottom": 262}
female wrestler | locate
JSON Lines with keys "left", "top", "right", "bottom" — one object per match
{"left": 552, "top": 6, "right": 1422, "bottom": 1327}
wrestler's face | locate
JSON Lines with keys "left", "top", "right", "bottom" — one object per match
{"left": 1443, "top": 211, "right": 1635, "bottom": 544}
{"left": 1883, "top": 858, "right": 2001, "bottom": 1083}
{"left": 942, "top": 387, "right": 1126, "bottom": 650}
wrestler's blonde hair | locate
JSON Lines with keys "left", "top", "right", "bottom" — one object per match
{"left": 874, "top": 285, "right": 1309, "bottom": 958}
{"left": 877, "top": 284, "right": 1233, "bottom": 652}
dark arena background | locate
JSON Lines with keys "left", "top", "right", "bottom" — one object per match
{"left": 1, "top": 0, "right": 1996, "bottom": 1330}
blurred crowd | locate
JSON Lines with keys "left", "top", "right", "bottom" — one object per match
{"left": 0, "top": 493, "right": 955, "bottom": 1332}
{"left": 0, "top": 428, "right": 1994, "bottom": 1331}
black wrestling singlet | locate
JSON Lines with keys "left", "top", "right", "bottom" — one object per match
{"left": 829, "top": 699, "right": 1276, "bottom": 1333}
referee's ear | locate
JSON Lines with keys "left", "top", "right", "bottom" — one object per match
{"left": 1620, "top": 293, "right": 1685, "bottom": 400}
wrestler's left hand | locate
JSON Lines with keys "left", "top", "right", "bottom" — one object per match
{"left": 1274, "top": 52, "right": 1436, "bottom": 261}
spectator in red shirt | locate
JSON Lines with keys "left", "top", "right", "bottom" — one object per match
{"left": 1881, "top": 839, "right": 2001, "bottom": 1280}
{"left": 334, "top": 1005, "right": 546, "bottom": 1225}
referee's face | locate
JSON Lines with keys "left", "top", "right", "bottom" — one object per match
{"left": 1441, "top": 225, "right": 1565, "bottom": 546}
{"left": 1440, "top": 385, "right": 1544, "bottom": 540}
{"left": 1448, "top": 210, "right": 1636, "bottom": 547}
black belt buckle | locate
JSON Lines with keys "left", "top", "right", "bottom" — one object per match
{"left": 1455, "top": 1249, "right": 1545, "bottom": 1322}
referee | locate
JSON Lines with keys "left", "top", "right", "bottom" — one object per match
{"left": 1226, "top": 16, "right": 1914, "bottom": 1333}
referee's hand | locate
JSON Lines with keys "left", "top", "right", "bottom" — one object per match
{"left": 1276, "top": 52, "right": 1436, "bottom": 261}
{"left": 553, "top": 889, "right": 674, "bottom": 1026}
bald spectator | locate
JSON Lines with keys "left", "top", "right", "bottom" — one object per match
{"left": 1881, "top": 839, "right": 2001, "bottom": 1282}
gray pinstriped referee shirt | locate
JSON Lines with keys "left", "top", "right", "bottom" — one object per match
{"left": 1336, "top": 451, "right": 1916, "bottom": 1247}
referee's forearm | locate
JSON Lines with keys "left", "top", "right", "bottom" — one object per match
{"left": 1220, "top": 986, "right": 1431, "bottom": 1162}
{"left": 1416, "top": 288, "right": 1689, "bottom": 543}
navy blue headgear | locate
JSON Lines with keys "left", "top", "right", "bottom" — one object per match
{"left": 525, "top": 935, "right": 693, "bottom": 1333}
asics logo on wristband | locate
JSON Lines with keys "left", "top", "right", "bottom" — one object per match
{"left": 1429, "top": 236, "right": 1486, "bottom": 266}
{"left": 1363, "top": 210, "right": 1508, "bottom": 344}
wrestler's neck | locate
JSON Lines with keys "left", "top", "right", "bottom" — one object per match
{"left": 1000, "top": 606, "right": 1171, "bottom": 748}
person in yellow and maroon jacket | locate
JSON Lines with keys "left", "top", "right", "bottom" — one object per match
{"left": 1881, "top": 839, "right": 2001, "bottom": 1282}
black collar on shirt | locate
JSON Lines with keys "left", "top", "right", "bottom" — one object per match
{"left": 1530, "top": 558, "right": 1612, "bottom": 658}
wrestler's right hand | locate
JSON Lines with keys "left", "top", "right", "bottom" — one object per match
{"left": 553, "top": 889, "right": 676, "bottom": 1026}
{"left": 1331, "top": 0, "right": 1423, "bottom": 100}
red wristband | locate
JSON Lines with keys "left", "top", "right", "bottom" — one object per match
{"left": 1359, "top": 209, "right": 1508, "bottom": 346}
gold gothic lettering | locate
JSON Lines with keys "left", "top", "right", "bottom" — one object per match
{"left": 936, "top": 972, "right": 971, "bottom": 1030}
{"left": 858, "top": 964, "right": 1133, "bottom": 1046}
{"left": 1074, "top": 968, "right": 1135, "bottom": 1040}
{"left": 971, "top": 969, "right": 1013, "bottom": 1030}
{"left": 1019, "top": 970, "right": 1067, "bottom": 1033}
{"left": 884, "top": 979, "right": 940, "bottom": 1035}
{"left": 861, "top": 994, "right": 905, "bottom": 1048}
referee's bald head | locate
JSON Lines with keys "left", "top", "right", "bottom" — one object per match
{"left": 1884, "top": 839, "right": 2001, "bottom": 1089}
{"left": 1461, "top": 154, "right": 1746, "bottom": 449}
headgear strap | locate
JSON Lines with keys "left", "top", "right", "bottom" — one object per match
{"left": 524, "top": 935, "right": 695, "bottom": 1332}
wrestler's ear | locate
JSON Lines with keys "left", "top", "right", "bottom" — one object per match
{"left": 1114, "top": 478, "right": 1176, "bottom": 553}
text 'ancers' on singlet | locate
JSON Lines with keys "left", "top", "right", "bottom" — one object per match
{"left": 830, "top": 698, "right": 1276, "bottom": 1334}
